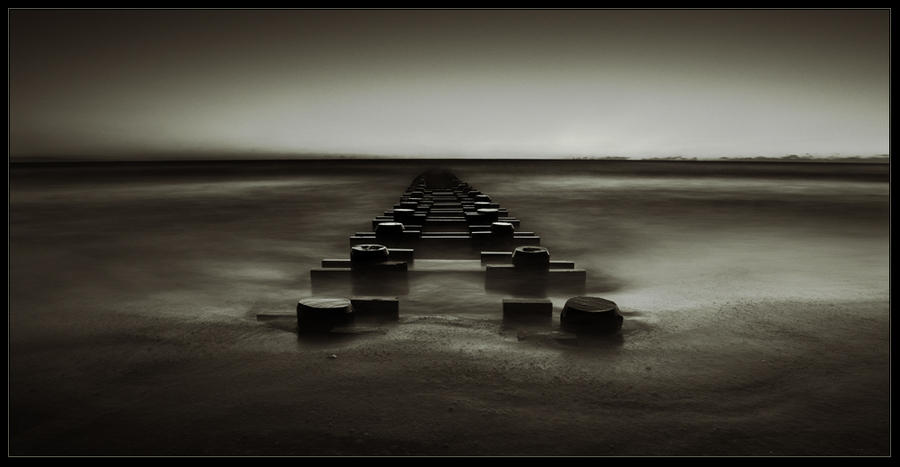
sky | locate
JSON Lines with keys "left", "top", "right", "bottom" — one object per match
{"left": 8, "top": 9, "right": 890, "bottom": 160}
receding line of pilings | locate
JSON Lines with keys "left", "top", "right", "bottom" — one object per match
{"left": 300, "top": 171, "right": 623, "bottom": 335}
{"left": 363, "top": 179, "right": 533, "bottom": 252}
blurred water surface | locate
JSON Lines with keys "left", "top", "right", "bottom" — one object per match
{"left": 10, "top": 159, "right": 888, "bottom": 328}
{"left": 8, "top": 159, "right": 890, "bottom": 456}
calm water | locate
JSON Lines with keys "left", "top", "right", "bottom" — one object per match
{"left": 9, "top": 159, "right": 888, "bottom": 324}
{"left": 9, "top": 159, "right": 890, "bottom": 456}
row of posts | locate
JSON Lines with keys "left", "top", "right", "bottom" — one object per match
{"left": 301, "top": 170, "right": 620, "bottom": 335}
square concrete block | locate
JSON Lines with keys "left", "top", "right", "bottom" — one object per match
{"left": 350, "top": 261, "right": 408, "bottom": 272}
{"left": 311, "top": 267, "right": 352, "bottom": 279}
{"left": 481, "top": 251, "right": 513, "bottom": 264}
{"left": 350, "top": 297, "right": 400, "bottom": 317}
{"left": 485, "top": 266, "right": 586, "bottom": 296}
{"left": 503, "top": 298, "right": 552, "bottom": 318}
{"left": 386, "top": 248, "right": 415, "bottom": 263}
{"left": 503, "top": 298, "right": 553, "bottom": 326}
{"left": 424, "top": 218, "right": 470, "bottom": 231}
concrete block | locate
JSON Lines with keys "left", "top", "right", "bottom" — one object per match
{"left": 470, "top": 231, "right": 494, "bottom": 244}
{"left": 427, "top": 209, "right": 466, "bottom": 216}
{"left": 546, "top": 269, "right": 587, "bottom": 289}
{"left": 502, "top": 298, "right": 553, "bottom": 325}
{"left": 375, "top": 225, "right": 421, "bottom": 243}
{"left": 423, "top": 218, "right": 470, "bottom": 232}
{"left": 387, "top": 248, "right": 415, "bottom": 263}
{"left": 481, "top": 251, "right": 513, "bottom": 264}
{"left": 350, "top": 297, "right": 400, "bottom": 319}
{"left": 324, "top": 250, "right": 413, "bottom": 267}
{"left": 465, "top": 211, "right": 497, "bottom": 225}
{"left": 421, "top": 231, "right": 469, "bottom": 236}
{"left": 392, "top": 209, "right": 426, "bottom": 225}
{"left": 351, "top": 261, "right": 408, "bottom": 272}
{"left": 470, "top": 228, "right": 534, "bottom": 235}
{"left": 485, "top": 266, "right": 586, "bottom": 295}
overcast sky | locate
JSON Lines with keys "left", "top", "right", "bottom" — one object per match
{"left": 9, "top": 9, "right": 890, "bottom": 160}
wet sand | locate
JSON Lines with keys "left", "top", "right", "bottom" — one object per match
{"left": 9, "top": 160, "right": 890, "bottom": 456}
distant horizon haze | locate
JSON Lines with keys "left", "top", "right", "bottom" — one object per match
{"left": 9, "top": 152, "right": 889, "bottom": 165}
{"left": 9, "top": 9, "right": 889, "bottom": 162}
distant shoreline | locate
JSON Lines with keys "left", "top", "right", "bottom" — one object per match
{"left": 9, "top": 157, "right": 889, "bottom": 183}
{"left": 7, "top": 154, "right": 891, "bottom": 165}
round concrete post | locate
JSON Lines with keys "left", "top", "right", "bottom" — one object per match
{"left": 477, "top": 208, "right": 500, "bottom": 223}
{"left": 297, "top": 298, "right": 354, "bottom": 332}
{"left": 511, "top": 246, "right": 550, "bottom": 269}
{"left": 491, "top": 221, "right": 516, "bottom": 237}
{"left": 392, "top": 208, "right": 415, "bottom": 224}
{"left": 351, "top": 244, "right": 390, "bottom": 264}
{"left": 375, "top": 222, "right": 405, "bottom": 239}
{"left": 560, "top": 296, "right": 623, "bottom": 334}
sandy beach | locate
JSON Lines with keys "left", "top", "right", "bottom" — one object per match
{"left": 9, "top": 160, "right": 890, "bottom": 456}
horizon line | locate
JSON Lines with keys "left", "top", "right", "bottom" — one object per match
{"left": 9, "top": 153, "right": 890, "bottom": 165}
